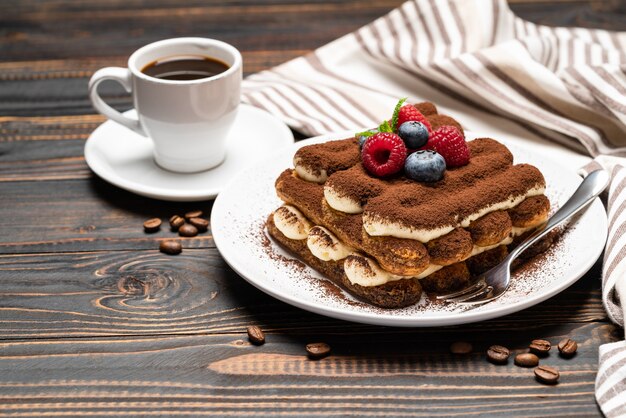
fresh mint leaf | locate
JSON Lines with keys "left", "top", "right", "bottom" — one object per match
{"left": 378, "top": 119, "right": 393, "bottom": 133}
{"left": 355, "top": 129, "right": 377, "bottom": 139}
{"left": 391, "top": 97, "right": 407, "bottom": 132}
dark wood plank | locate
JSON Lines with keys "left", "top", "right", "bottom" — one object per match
{"left": 0, "top": 114, "right": 105, "bottom": 142}
{"left": 0, "top": 51, "right": 308, "bottom": 80}
{"left": 0, "top": 321, "right": 613, "bottom": 417}
{"left": 0, "top": 249, "right": 611, "bottom": 339}
{"left": 0, "top": 51, "right": 307, "bottom": 117}
{"left": 0, "top": 139, "right": 90, "bottom": 182}
{"left": 0, "top": 179, "right": 215, "bottom": 254}
{"left": 0, "top": 1, "right": 404, "bottom": 61}
{"left": 1, "top": 0, "right": 623, "bottom": 118}
{"left": 0, "top": 0, "right": 403, "bottom": 117}
{"left": 510, "top": 0, "right": 626, "bottom": 30}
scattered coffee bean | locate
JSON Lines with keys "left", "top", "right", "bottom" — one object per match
{"left": 246, "top": 325, "right": 265, "bottom": 345}
{"left": 450, "top": 341, "right": 472, "bottom": 354}
{"left": 534, "top": 365, "right": 560, "bottom": 384}
{"left": 143, "top": 218, "right": 162, "bottom": 233}
{"left": 514, "top": 353, "right": 539, "bottom": 367}
{"left": 169, "top": 215, "right": 185, "bottom": 231}
{"left": 529, "top": 339, "right": 551, "bottom": 356}
{"left": 178, "top": 223, "right": 198, "bottom": 237}
{"left": 487, "top": 345, "right": 510, "bottom": 364}
{"left": 189, "top": 217, "right": 209, "bottom": 232}
{"left": 185, "top": 210, "right": 203, "bottom": 220}
{"left": 558, "top": 338, "right": 578, "bottom": 357}
{"left": 306, "top": 342, "right": 331, "bottom": 359}
{"left": 159, "top": 240, "right": 182, "bottom": 255}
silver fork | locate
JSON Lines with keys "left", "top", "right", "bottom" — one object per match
{"left": 436, "top": 169, "right": 610, "bottom": 305}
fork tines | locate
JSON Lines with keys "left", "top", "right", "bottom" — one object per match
{"left": 436, "top": 278, "right": 493, "bottom": 304}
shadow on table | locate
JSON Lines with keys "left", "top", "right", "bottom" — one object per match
{"left": 87, "top": 175, "right": 216, "bottom": 218}
{"left": 224, "top": 257, "right": 618, "bottom": 359}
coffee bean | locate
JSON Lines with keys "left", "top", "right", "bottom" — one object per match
{"left": 185, "top": 210, "right": 203, "bottom": 220}
{"left": 178, "top": 224, "right": 198, "bottom": 237}
{"left": 189, "top": 217, "right": 209, "bottom": 232}
{"left": 143, "top": 218, "right": 162, "bottom": 233}
{"left": 306, "top": 342, "right": 331, "bottom": 359}
{"left": 487, "top": 345, "right": 510, "bottom": 364}
{"left": 557, "top": 338, "right": 578, "bottom": 357}
{"left": 514, "top": 353, "right": 539, "bottom": 367}
{"left": 450, "top": 341, "right": 472, "bottom": 354}
{"left": 534, "top": 365, "right": 560, "bottom": 384}
{"left": 169, "top": 215, "right": 185, "bottom": 231}
{"left": 529, "top": 339, "right": 551, "bottom": 356}
{"left": 159, "top": 240, "right": 182, "bottom": 255}
{"left": 246, "top": 326, "right": 265, "bottom": 345}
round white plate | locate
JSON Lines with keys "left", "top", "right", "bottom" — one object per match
{"left": 84, "top": 104, "right": 294, "bottom": 201}
{"left": 212, "top": 131, "right": 607, "bottom": 327}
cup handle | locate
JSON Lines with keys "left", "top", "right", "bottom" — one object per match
{"left": 88, "top": 67, "right": 147, "bottom": 137}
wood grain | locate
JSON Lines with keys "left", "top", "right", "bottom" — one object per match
{"left": 0, "top": 179, "right": 217, "bottom": 253}
{"left": 0, "top": 0, "right": 404, "bottom": 61}
{"left": 0, "top": 322, "right": 613, "bottom": 417}
{"left": 0, "top": 51, "right": 308, "bottom": 118}
{"left": 510, "top": 0, "right": 626, "bottom": 29}
{"left": 0, "top": 249, "right": 611, "bottom": 339}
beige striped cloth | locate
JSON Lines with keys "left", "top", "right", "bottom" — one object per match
{"left": 241, "top": 0, "right": 626, "bottom": 414}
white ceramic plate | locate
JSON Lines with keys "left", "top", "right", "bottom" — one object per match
{"left": 84, "top": 104, "right": 294, "bottom": 201}
{"left": 212, "top": 131, "right": 607, "bottom": 326}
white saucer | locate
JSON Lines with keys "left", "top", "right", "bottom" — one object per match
{"left": 84, "top": 104, "right": 294, "bottom": 201}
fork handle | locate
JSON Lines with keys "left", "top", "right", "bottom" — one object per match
{"left": 508, "top": 169, "right": 610, "bottom": 262}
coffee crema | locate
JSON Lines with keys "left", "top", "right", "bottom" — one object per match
{"left": 141, "top": 55, "right": 229, "bottom": 81}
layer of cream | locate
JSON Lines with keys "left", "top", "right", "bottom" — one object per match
{"left": 323, "top": 185, "right": 362, "bottom": 214}
{"left": 273, "top": 205, "right": 312, "bottom": 240}
{"left": 343, "top": 236, "right": 516, "bottom": 287}
{"left": 362, "top": 185, "right": 545, "bottom": 243}
{"left": 294, "top": 157, "right": 327, "bottom": 183}
{"left": 272, "top": 205, "right": 542, "bottom": 288}
{"left": 307, "top": 226, "right": 355, "bottom": 261}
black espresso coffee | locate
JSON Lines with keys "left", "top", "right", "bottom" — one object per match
{"left": 141, "top": 55, "right": 229, "bottom": 81}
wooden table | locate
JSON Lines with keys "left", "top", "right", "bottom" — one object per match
{"left": 0, "top": 1, "right": 624, "bottom": 416}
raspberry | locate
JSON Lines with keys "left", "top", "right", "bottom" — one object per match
{"left": 425, "top": 126, "right": 470, "bottom": 167}
{"left": 361, "top": 132, "right": 407, "bottom": 177}
{"left": 396, "top": 104, "right": 432, "bottom": 133}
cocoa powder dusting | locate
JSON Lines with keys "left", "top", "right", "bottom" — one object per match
{"left": 428, "top": 114, "right": 464, "bottom": 135}
{"left": 287, "top": 136, "right": 542, "bottom": 234}
{"left": 256, "top": 219, "right": 367, "bottom": 307}
{"left": 414, "top": 101, "right": 438, "bottom": 116}
{"left": 509, "top": 195, "right": 551, "bottom": 225}
{"left": 257, "top": 219, "right": 307, "bottom": 272}
{"left": 294, "top": 137, "right": 360, "bottom": 177}
{"left": 317, "top": 279, "right": 367, "bottom": 308}
{"left": 250, "top": 208, "right": 575, "bottom": 316}
{"left": 314, "top": 137, "right": 535, "bottom": 232}
{"left": 283, "top": 109, "right": 549, "bottom": 235}
{"left": 325, "top": 165, "right": 387, "bottom": 204}
{"left": 366, "top": 157, "right": 545, "bottom": 232}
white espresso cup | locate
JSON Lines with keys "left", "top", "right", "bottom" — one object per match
{"left": 88, "top": 38, "right": 242, "bottom": 173}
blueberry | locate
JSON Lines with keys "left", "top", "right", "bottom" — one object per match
{"left": 404, "top": 150, "right": 446, "bottom": 182}
{"left": 357, "top": 129, "right": 378, "bottom": 149}
{"left": 398, "top": 121, "right": 429, "bottom": 149}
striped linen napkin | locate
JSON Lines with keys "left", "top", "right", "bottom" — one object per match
{"left": 241, "top": 0, "right": 626, "bottom": 414}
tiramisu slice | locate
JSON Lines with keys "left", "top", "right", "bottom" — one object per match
{"left": 267, "top": 99, "right": 551, "bottom": 308}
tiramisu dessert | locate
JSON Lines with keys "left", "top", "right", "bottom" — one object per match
{"left": 267, "top": 99, "right": 550, "bottom": 308}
